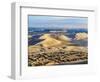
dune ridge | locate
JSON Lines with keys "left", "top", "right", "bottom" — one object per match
{"left": 35, "top": 33, "right": 71, "bottom": 47}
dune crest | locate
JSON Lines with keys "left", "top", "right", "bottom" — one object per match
{"left": 58, "top": 35, "right": 71, "bottom": 41}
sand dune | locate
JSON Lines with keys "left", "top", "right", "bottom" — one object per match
{"left": 58, "top": 35, "right": 71, "bottom": 41}
{"left": 36, "top": 33, "right": 71, "bottom": 47}
{"left": 28, "top": 33, "right": 72, "bottom": 53}
{"left": 39, "top": 34, "right": 51, "bottom": 40}
{"left": 75, "top": 32, "right": 88, "bottom": 40}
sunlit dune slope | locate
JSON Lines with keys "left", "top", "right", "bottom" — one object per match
{"left": 36, "top": 33, "right": 71, "bottom": 47}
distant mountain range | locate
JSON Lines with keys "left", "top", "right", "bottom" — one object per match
{"left": 28, "top": 27, "right": 87, "bottom": 33}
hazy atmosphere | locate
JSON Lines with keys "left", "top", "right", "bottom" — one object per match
{"left": 28, "top": 15, "right": 87, "bottom": 29}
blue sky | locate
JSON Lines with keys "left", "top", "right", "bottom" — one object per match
{"left": 28, "top": 15, "right": 88, "bottom": 29}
